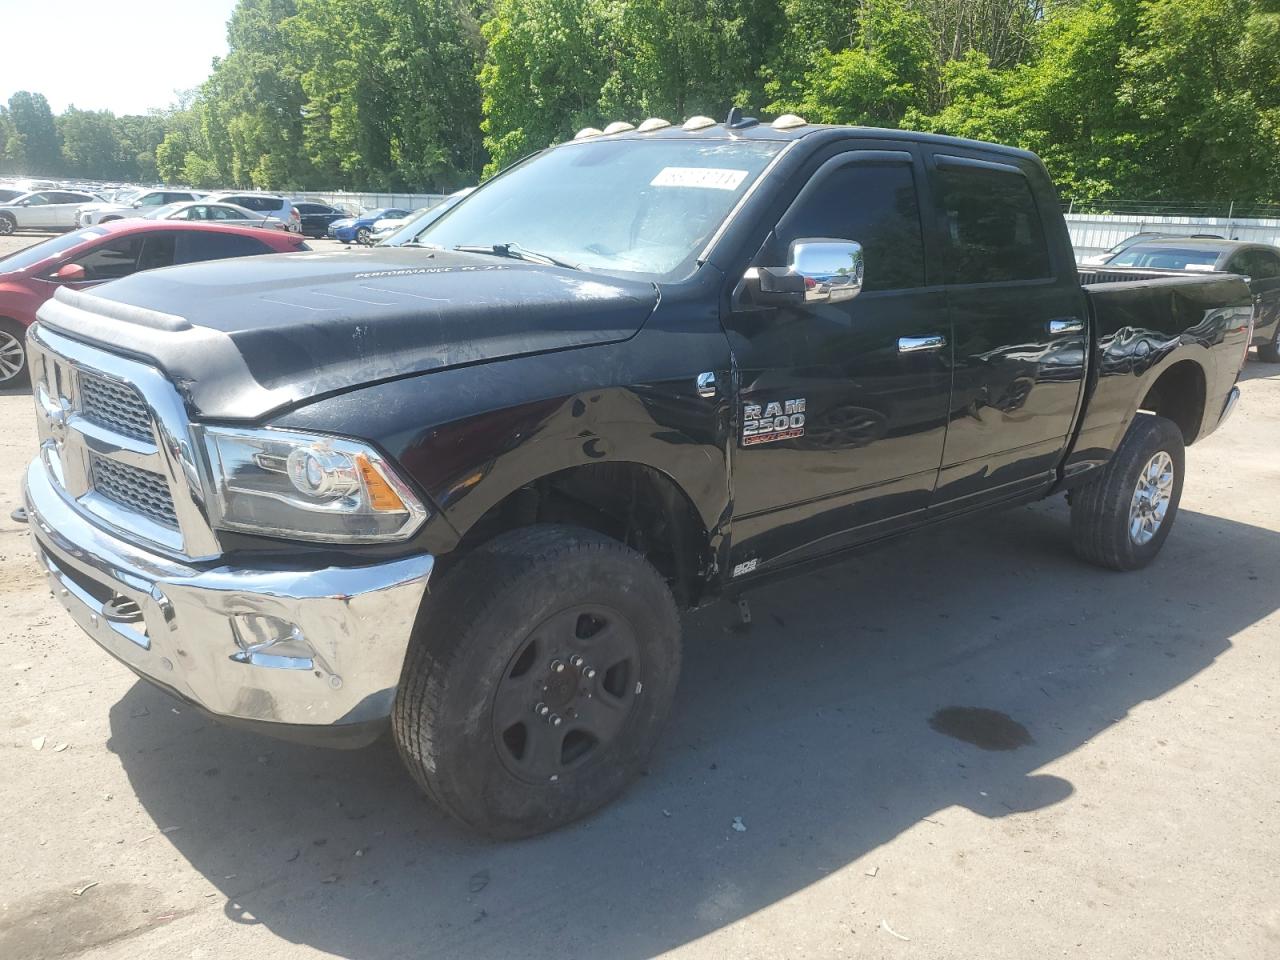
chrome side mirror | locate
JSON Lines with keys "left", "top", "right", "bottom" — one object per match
{"left": 791, "top": 238, "right": 864, "bottom": 303}
{"left": 745, "top": 238, "right": 864, "bottom": 306}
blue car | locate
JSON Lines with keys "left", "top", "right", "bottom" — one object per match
{"left": 327, "top": 207, "right": 411, "bottom": 245}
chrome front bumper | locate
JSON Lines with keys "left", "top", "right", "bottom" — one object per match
{"left": 25, "top": 459, "right": 433, "bottom": 736}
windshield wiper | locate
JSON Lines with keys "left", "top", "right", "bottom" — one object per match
{"left": 453, "top": 242, "right": 580, "bottom": 270}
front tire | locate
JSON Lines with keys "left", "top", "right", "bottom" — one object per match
{"left": 0, "top": 214, "right": 14, "bottom": 236}
{"left": 355, "top": 227, "right": 372, "bottom": 245}
{"left": 393, "top": 525, "right": 682, "bottom": 838}
{"left": 0, "top": 319, "right": 30, "bottom": 387}
{"left": 1070, "top": 413, "right": 1185, "bottom": 570}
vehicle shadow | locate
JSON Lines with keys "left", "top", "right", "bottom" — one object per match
{"left": 102, "top": 498, "right": 1278, "bottom": 959}
{"left": 1240, "top": 360, "right": 1280, "bottom": 383}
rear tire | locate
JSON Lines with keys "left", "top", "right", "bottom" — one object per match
{"left": 0, "top": 318, "right": 30, "bottom": 387}
{"left": 393, "top": 524, "right": 682, "bottom": 838}
{"left": 1070, "top": 414, "right": 1185, "bottom": 570}
{"left": 1258, "top": 326, "right": 1280, "bottom": 363}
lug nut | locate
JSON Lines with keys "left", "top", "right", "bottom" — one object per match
{"left": 535, "top": 702, "right": 550, "bottom": 716}
{"left": 584, "top": 667, "right": 597, "bottom": 679}
{"left": 550, "top": 714, "right": 563, "bottom": 727}
{"left": 551, "top": 660, "right": 565, "bottom": 673}
{"left": 569, "top": 655, "right": 584, "bottom": 668}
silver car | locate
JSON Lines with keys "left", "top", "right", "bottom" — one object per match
{"left": 0, "top": 190, "right": 103, "bottom": 235}
{"left": 77, "top": 188, "right": 205, "bottom": 227}
{"left": 142, "top": 200, "right": 290, "bottom": 229}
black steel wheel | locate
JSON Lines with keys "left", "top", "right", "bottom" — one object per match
{"left": 393, "top": 524, "right": 681, "bottom": 838}
{"left": 491, "top": 604, "right": 641, "bottom": 783}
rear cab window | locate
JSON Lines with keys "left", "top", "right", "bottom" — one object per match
{"left": 934, "top": 158, "right": 1051, "bottom": 284}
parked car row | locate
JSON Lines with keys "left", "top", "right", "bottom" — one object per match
{"left": 0, "top": 177, "right": 459, "bottom": 244}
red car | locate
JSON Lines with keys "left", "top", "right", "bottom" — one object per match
{"left": 0, "top": 220, "right": 309, "bottom": 386}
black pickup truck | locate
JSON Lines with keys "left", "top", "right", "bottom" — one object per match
{"left": 23, "top": 116, "right": 1250, "bottom": 837}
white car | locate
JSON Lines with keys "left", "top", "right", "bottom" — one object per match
{"left": 142, "top": 200, "right": 289, "bottom": 229}
{"left": 77, "top": 188, "right": 205, "bottom": 227}
{"left": 0, "top": 190, "right": 103, "bottom": 235}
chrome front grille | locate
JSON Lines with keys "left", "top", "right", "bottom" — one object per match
{"left": 89, "top": 453, "right": 178, "bottom": 527}
{"left": 28, "top": 324, "right": 222, "bottom": 559}
{"left": 79, "top": 372, "right": 154, "bottom": 442}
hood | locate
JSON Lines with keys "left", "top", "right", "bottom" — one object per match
{"left": 330, "top": 217, "right": 355, "bottom": 228}
{"left": 36, "top": 248, "right": 658, "bottom": 420}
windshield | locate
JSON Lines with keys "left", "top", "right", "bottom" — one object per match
{"left": 413, "top": 139, "right": 784, "bottom": 280}
{"left": 0, "top": 228, "right": 107, "bottom": 272}
{"left": 1108, "top": 245, "right": 1221, "bottom": 270}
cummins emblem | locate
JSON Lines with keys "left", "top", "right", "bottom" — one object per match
{"left": 742, "top": 398, "right": 805, "bottom": 445}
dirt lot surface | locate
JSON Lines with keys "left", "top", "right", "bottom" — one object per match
{"left": 0, "top": 230, "right": 1277, "bottom": 959}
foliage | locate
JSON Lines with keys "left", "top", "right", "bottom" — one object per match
{"left": 9, "top": 0, "right": 1280, "bottom": 203}
{"left": 5, "top": 92, "right": 61, "bottom": 175}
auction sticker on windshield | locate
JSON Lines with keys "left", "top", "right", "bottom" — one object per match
{"left": 650, "top": 167, "right": 749, "bottom": 190}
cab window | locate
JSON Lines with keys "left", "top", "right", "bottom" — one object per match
{"left": 774, "top": 159, "right": 927, "bottom": 292}
{"left": 936, "top": 164, "right": 1050, "bottom": 284}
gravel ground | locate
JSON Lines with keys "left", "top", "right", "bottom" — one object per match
{"left": 0, "top": 230, "right": 1277, "bottom": 960}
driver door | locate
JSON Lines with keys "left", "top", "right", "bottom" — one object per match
{"left": 23, "top": 193, "right": 55, "bottom": 228}
{"left": 724, "top": 145, "right": 953, "bottom": 572}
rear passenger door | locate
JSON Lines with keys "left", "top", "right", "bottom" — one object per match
{"left": 924, "top": 151, "right": 1088, "bottom": 513}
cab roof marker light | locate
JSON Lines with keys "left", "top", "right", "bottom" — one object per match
{"left": 602, "top": 121, "right": 636, "bottom": 135}
{"left": 636, "top": 118, "right": 671, "bottom": 132}
{"left": 772, "top": 114, "right": 808, "bottom": 130}
{"left": 574, "top": 127, "right": 603, "bottom": 140}
{"left": 682, "top": 115, "right": 716, "bottom": 131}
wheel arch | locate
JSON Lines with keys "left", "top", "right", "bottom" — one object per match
{"left": 1137, "top": 357, "right": 1208, "bottom": 446}
{"left": 438, "top": 456, "right": 721, "bottom": 608}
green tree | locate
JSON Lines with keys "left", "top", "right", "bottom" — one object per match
{"left": 58, "top": 108, "right": 125, "bottom": 179}
{"left": 767, "top": 0, "right": 937, "bottom": 127}
{"left": 286, "top": 0, "right": 486, "bottom": 189}
{"left": 7, "top": 91, "right": 61, "bottom": 174}
{"left": 478, "top": 0, "right": 613, "bottom": 174}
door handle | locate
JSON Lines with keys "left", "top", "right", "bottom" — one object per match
{"left": 898, "top": 335, "right": 946, "bottom": 354}
{"left": 1047, "top": 317, "right": 1084, "bottom": 335}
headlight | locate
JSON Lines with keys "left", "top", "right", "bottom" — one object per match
{"left": 202, "top": 427, "right": 428, "bottom": 542}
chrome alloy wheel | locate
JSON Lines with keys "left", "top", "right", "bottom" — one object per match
{"left": 0, "top": 328, "right": 25, "bottom": 382}
{"left": 1129, "top": 450, "right": 1174, "bottom": 545}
